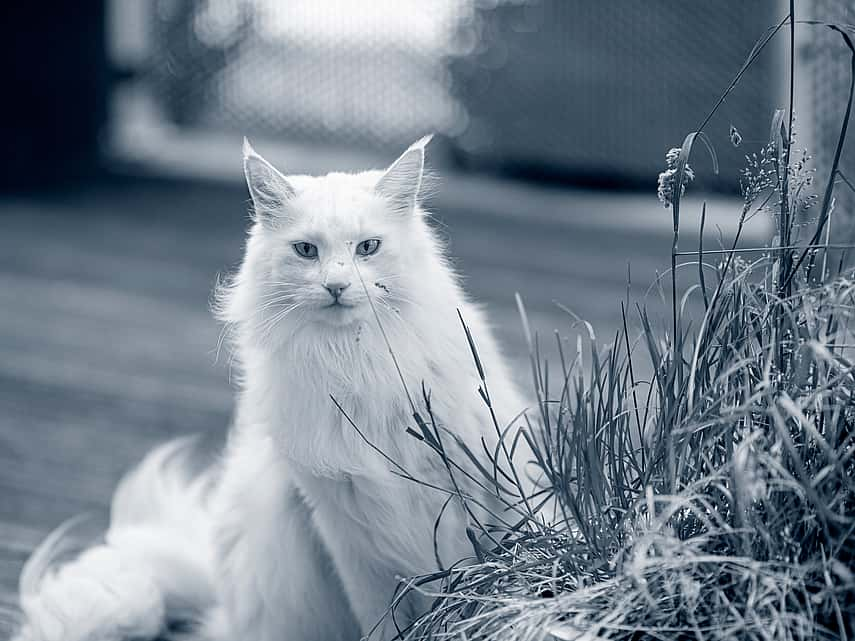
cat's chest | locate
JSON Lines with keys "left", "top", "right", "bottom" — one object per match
{"left": 243, "top": 339, "right": 429, "bottom": 474}
{"left": 273, "top": 346, "right": 404, "bottom": 417}
{"left": 259, "top": 326, "right": 436, "bottom": 417}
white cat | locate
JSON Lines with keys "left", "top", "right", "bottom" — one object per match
{"left": 14, "top": 137, "right": 531, "bottom": 641}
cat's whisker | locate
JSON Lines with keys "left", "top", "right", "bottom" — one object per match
{"left": 258, "top": 305, "right": 299, "bottom": 335}
{"left": 258, "top": 290, "right": 299, "bottom": 302}
{"left": 262, "top": 307, "right": 310, "bottom": 347}
{"left": 372, "top": 274, "right": 406, "bottom": 283}
{"left": 378, "top": 292, "right": 420, "bottom": 309}
{"left": 259, "top": 280, "right": 302, "bottom": 289}
{"left": 214, "top": 295, "right": 302, "bottom": 364}
{"left": 214, "top": 320, "right": 237, "bottom": 364}
{"left": 259, "top": 285, "right": 296, "bottom": 293}
{"left": 256, "top": 298, "right": 299, "bottom": 315}
{"left": 257, "top": 302, "right": 304, "bottom": 344}
{"left": 225, "top": 341, "right": 243, "bottom": 385}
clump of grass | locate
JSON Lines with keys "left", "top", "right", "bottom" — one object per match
{"left": 390, "top": 13, "right": 855, "bottom": 641}
{"left": 402, "top": 267, "right": 855, "bottom": 640}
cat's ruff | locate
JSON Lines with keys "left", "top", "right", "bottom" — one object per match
{"left": 14, "top": 137, "right": 531, "bottom": 641}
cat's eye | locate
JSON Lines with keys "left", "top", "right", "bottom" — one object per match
{"left": 293, "top": 242, "right": 319, "bottom": 259}
{"left": 356, "top": 239, "right": 381, "bottom": 256}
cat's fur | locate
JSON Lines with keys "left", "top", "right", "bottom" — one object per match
{"left": 14, "top": 138, "right": 530, "bottom": 641}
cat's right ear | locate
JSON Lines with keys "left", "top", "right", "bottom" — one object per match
{"left": 376, "top": 135, "right": 432, "bottom": 215}
{"left": 243, "top": 137, "right": 295, "bottom": 225}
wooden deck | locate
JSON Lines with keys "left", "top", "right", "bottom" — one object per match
{"left": 0, "top": 174, "right": 752, "bottom": 635}
{"left": 0, "top": 179, "right": 244, "bottom": 633}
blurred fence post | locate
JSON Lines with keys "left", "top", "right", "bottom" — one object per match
{"left": 803, "top": 1, "right": 855, "bottom": 239}
{"left": 0, "top": 2, "right": 108, "bottom": 191}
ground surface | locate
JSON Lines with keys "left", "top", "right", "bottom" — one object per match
{"left": 0, "top": 171, "right": 761, "bottom": 634}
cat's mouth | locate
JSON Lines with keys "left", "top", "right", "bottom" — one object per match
{"left": 324, "top": 300, "right": 353, "bottom": 309}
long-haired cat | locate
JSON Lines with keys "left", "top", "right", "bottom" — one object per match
{"left": 14, "top": 137, "right": 531, "bottom": 641}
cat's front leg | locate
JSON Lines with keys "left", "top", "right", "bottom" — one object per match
{"left": 305, "top": 500, "right": 425, "bottom": 641}
{"left": 204, "top": 437, "right": 358, "bottom": 641}
{"left": 314, "top": 541, "right": 404, "bottom": 641}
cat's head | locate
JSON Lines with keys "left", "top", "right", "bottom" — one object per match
{"left": 219, "top": 136, "right": 443, "bottom": 346}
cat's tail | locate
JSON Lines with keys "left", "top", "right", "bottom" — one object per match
{"left": 13, "top": 437, "right": 218, "bottom": 641}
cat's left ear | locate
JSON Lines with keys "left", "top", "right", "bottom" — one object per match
{"left": 243, "top": 137, "right": 296, "bottom": 225}
{"left": 376, "top": 135, "right": 433, "bottom": 215}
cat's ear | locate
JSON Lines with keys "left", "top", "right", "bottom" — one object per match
{"left": 376, "top": 135, "right": 433, "bottom": 215}
{"left": 243, "top": 137, "right": 295, "bottom": 225}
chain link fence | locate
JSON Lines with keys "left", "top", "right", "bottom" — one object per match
{"left": 146, "top": 0, "right": 471, "bottom": 149}
{"left": 451, "top": 1, "right": 780, "bottom": 190}
{"left": 126, "top": 0, "right": 783, "bottom": 189}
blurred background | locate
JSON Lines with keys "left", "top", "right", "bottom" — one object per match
{"left": 1, "top": 0, "right": 852, "bottom": 630}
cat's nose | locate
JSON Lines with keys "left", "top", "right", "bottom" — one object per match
{"left": 324, "top": 282, "right": 351, "bottom": 300}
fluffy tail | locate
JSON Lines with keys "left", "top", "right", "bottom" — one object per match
{"left": 13, "top": 438, "right": 217, "bottom": 641}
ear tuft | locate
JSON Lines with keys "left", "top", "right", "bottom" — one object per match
{"left": 242, "top": 136, "right": 255, "bottom": 159}
{"left": 411, "top": 134, "right": 434, "bottom": 150}
{"left": 242, "top": 139, "right": 295, "bottom": 224}
{"left": 376, "top": 135, "right": 433, "bottom": 214}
